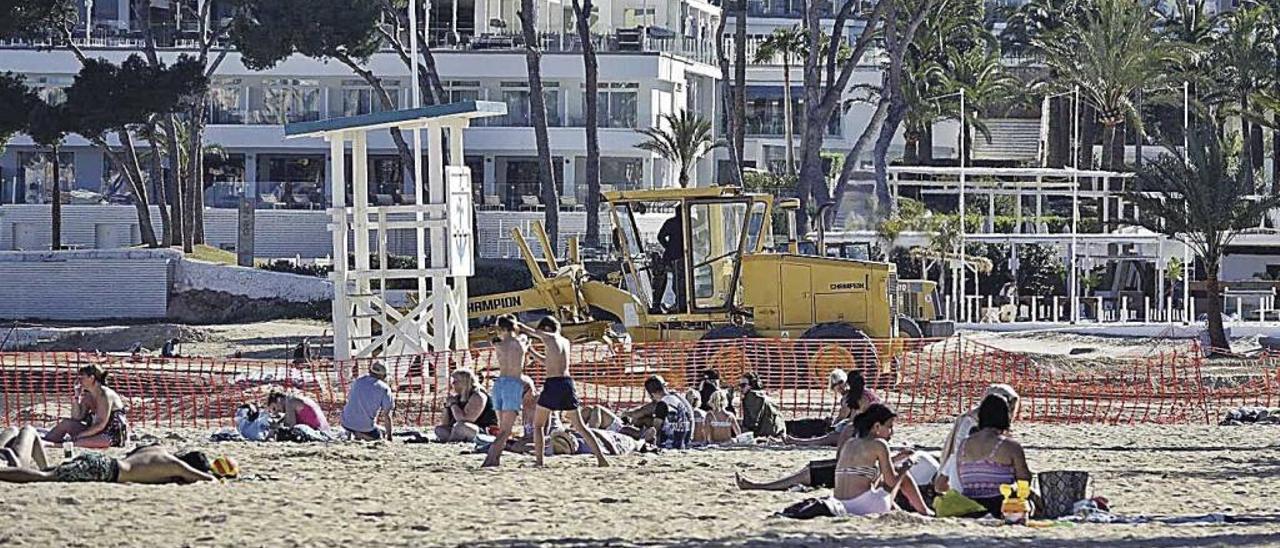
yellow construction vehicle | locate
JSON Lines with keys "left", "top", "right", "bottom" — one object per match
{"left": 465, "top": 186, "right": 952, "bottom": 376}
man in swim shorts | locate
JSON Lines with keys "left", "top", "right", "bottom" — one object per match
{"left": 519, "top": 317, "right": 609, "bottom": 467}
{"left": 483, "top": 315, "right": 531, "bottom": 467}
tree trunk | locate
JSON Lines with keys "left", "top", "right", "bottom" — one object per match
{"left": 165, "top": 115, "right": 187, "bottom": 251}
{"left": 1240, "top": 96, "right": 1254, "bottom": 189}
{"left": 732, "top": 0, "right": 747, "bottom": 166}
{"left": 1079, "top": 105, "right": 1098, "bottom": 169}
{"left": 714, "top": 14, "right": 744, "bottom": 187}
{"left": 188, "top": 99, "right": 206, "bottom": 244}
{"left": 574, "top": 0, "right": 601, "bottom": 249}
{"left": 1273, "top": 111, "right": 1280, "bottom": 194}
{"left": 520, "top": 0, "right": 559, "bottom": 254}
{"left": 830, "top": 96, "right": 889, "bottom": 220}
{"left": 903, "top": 129, "right": 919, "bottom": 165}
{"left": 920, "top": 124, "right": 933, "bottom": 164}
{"left": 782, "top": 55, "right": 795, "bottom": 177}
{"left": 1204, "top": 265, "right": 1229, "bottom": 352}
{"left": 50, "top": 145, "right": 61, "bottom": 250}
{"left": 109, "top": 132, "right": 160, "bottom": 247}
{"left": 1048, "top": 96, "right": 1069, "bottom": 167}
{"left": 1249, "top": 118, "right": 1265, "bottom": 172}
{"left": 147, "top": 132, "right": 172, "bottom": 245}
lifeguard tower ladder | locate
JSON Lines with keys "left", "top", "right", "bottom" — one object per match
{"left": 286, "top": 101, "right": 506, "bottom": 359}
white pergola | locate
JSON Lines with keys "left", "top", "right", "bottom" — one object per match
{"left": 285, "top": 101, "right": 506, "bottom": 359}
{"left": 881, "top": 165, "right": 1197, "bottom": 324}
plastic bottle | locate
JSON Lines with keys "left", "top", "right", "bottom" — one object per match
{"left": 62, "top": 434, "right": 74, "bottom": 460}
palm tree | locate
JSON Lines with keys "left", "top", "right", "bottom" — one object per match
{"left": 635, "top": 111, "right": 723, "bottom": 188}
{"left": 1034, "top": 0, "right": 1172, "bottom": 171}
{"left": 752, "top": 26, "right": 806, "bottom": 176}
{"left": 937, "top": 46, "right": 1020, "bottom": 163}
{"left": 1209, "top": 6, "right": 1275, "bottom": 188}
{"left": 1123, "top": 118, "right": 1280, "bottom": 351}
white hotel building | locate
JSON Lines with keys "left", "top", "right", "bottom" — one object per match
{"left": 0, "top": 0, "right": 896, "bottom": 245}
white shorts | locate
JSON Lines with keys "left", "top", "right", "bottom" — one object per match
{"left": 833, "top": 488, "right": 894, "bottom": 516}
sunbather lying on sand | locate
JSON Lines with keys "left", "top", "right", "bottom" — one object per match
{"left": 1, "top": 441, "right": 222, "bottom": 485}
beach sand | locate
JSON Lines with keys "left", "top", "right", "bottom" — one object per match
{"left": 1, "top": 423, "right": 1277, "bottom": 547}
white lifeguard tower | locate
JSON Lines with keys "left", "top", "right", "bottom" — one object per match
{"left": 285, "top": 101, "right": 507, "bottom": 359}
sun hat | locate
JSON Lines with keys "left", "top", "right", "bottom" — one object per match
{"left": 369, "top": 361, "right": 387, "bottom": 378}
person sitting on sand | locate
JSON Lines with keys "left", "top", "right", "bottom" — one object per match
{"left": 0, "top": 444, "right": 222, "bottom": 485}
{"left": 784, "top": 370, "right": 878, "bottom": 447}
{"left": 435, "top": 368, "right": 498, "bottom": 443}
{"left": 936, "top": 384, "right": 1020, "bottom": 489}
{"left": 696, "top": 368, "right": 733, "bottom": 413}
{"left": 827, "top": 369, "right": 851, "bottom": 423}
{"left": 621, "top": 375, "right": 695, "bottom": 449}
{"left": 737, "top": 394, "right": 935, "bottom": 496}
{"left": 44, "top": 364, "right": 130, "bottom": 449}
{"left": 739, "top": 372, "right": 786, "bottom": 439}
{"left": 340, "top": 361, "right": 395, "bottom": 441}
{"left": 684, "top": 388, "right": 709, "bottom": 444}
{"left": 826, "top": 404, "right": 932, "bottom": 516}
{"left": 704, "top": 390, "right": 741, "bottom": 443}
{"left": 267, "top": 391, "right": 330, "bottom": 432}
{"left": 939, "top": 394, "right": 1033, "bottom": 518}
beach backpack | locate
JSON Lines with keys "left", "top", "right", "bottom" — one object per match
{"left": 1038, "top": 471, "right": 1089, "bottom": 518}
{"left": 778, "top": 498, "right": 837, "bottom": 520}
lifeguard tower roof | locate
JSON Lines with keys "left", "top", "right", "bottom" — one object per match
{"left": 283, "top": 100, "right": 506, "bottom": 138}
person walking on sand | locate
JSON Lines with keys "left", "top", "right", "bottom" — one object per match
{"left": 522, "top": 317, "right": 609, "bottom": 467}
{"left": 340, "top": 361, "right": 395, "bottom": 441}
{"left": 482, "top": 315, "right": 531, "bottom": 467}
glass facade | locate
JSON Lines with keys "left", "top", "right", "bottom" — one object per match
{"left": 596, "top": 83, "right": 639, "bottom": 129}
{"left": 248, "top": 79, "right": 322, "bottom": 124}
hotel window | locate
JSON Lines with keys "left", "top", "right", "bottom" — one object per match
{"left": 209, "top": 78, "right": 244, "bottom": 124}
{"left": 445, "top": 80, "right": 482, "bottom": 103}
{"left": 498, "top": 81, "right": 561, "bottom": 127}
{"left": 248, "top": 79, "right": 322, "bottom": 124}
{"left": 340, "top": 79, "right": 401, "bottom": 117}
{"left": 595, "top": 82, "right": 639, "bottom": 129}
{"left": 17, "top": 152, "right": 75, "bottom": 204}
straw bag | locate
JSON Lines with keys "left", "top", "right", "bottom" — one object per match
{"left": 1037, "top": 471, "right": 1089, "bottom": 518}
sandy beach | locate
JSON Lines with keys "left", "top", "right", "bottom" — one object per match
{"left": 1, "top": 423, "right": 1277, "bottom": 547}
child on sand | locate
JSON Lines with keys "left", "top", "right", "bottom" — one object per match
{"left": 521, "top": 317, "right": 609, "bottom": 467}
{"left": 482, "top": 315, "right": 530, "bottom": 467}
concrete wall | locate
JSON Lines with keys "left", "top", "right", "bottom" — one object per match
{"left": 0, "top": 204, "right": 668, "bottom": 260}
{"left": 0, "top": 248, "right": 177, "bottom": 320}
{"left": 173, "top": 259, "right": 331, "bottom": 303}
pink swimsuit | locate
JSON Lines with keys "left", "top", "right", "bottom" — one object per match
{"left": 295, "top": 399, "right": 330, "bottom": 430}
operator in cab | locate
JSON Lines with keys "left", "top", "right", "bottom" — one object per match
{"left": 651, "top": 205, "right": 686, "bottom": 313}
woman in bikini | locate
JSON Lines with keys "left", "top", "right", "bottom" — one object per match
{"left": 435, "top": 368, "right": 498, "bottom": 442}
{"left": 43, "top": 365, "right": 129, "bottom": 449}
{"left": 704, "top": 390, "right": 741, "bottom": 443}
{"left": 1, "top": 441, "right": 222, "bottom": 485}
{"left": 783, "top": 370, "right": 878, "bottom": 447}
{"left": 943, "top": 394, "right": 1033, "bottom": 518}
{"left": 267, "top": 390, "right": 330, "bottom": 431}
{"left": 828, "top": 404, "right": 932, "bottom": 516}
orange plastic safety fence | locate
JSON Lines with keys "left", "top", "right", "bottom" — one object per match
{"left": 3, "top": 337, "right": 1279, "bottom": 429}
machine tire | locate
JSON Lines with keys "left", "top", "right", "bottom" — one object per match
{"left": 681, "top": 325, "right": 759, "bottom": 389}
{"left": 800, "top": 323, "right": 883, "bottom": 390}
{"left": 897, "top": 315, "right": 923, "bottom": 339}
